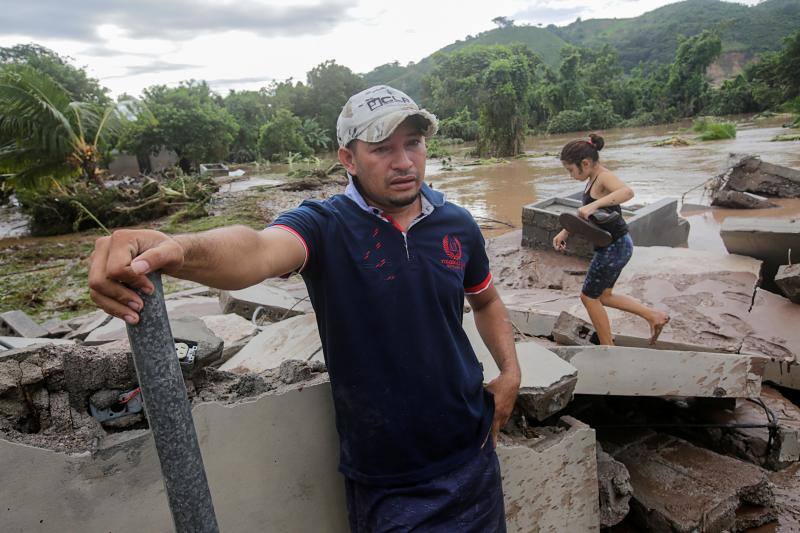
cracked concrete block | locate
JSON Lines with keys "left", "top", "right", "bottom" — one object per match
{"left": 566, "top": 246, "right": 763, "bottom": 353}
{"left": 768, "top": 462, "right": 800, "bottom": 532}
{"left": 0, "top": 382, "right": 349, "bottom": 533}
{"left": 83, "top": 297, "right": 222, "bottom": 344}
{"left": 741, "top": 289, "right": 800, "bottom": 362}
{"left": 171, "top": 316, "right": 225, "bottom": 368}
{"left": 220, "top": 314, "right": 322, "bottom": 373}
{"left": 463, "top": 312, "right": 577, "bottom": 421}
{"left": 597, "top": 447, "right": 632, "bottom": 527}
{"left": 689, "top": 385, "right": 800, "bottom": 470}
{"left": 0, "top": 310, "right": 48, "bottom": 338}
{"left": 553, "top": 344, "right": 763, "bottom": 398}
{"left": 39, "top": 318, "right": 72, "bottom": 338}
{"left": 611, "top": 432, "right": 774, "bottom": 533}
{"left": 498, "top": 416, "right": 599, "bottom": 532}
{"left": 0, "top": 337, "right": 75, "bottom": 352}
{"left": 65, "top": 310, "right": 112, "bottom": 340}
{"left": 551, "top": 311, "right": 724, "bottom": 352}
{"left": 219, "top": 280, "right": 312, "bottom": 322}
{"left": 199, "top": 313, "right": 259, "bottom": 364}
{"left": 499, "top": 288, "right": 578, "bottom": 338}
{"left": 775, "top": 263, "right": 800, "bottom": 304}
{"left": 721, "top": 217, "right": 800, "bottom": 284}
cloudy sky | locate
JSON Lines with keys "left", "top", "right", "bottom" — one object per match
{"left": 0, "top": 0, "right": 760, "bottom": 97}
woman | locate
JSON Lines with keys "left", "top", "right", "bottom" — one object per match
{"left": 552, "top": 133, "right": 669, "bottom": 345}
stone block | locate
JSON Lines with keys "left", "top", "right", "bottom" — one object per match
{"left": 65, "top": 311, "right": 113, "bottom": 340}
{"left": 553, "top": 344, "right": 763, "bottom": 398}
{"left": 775, "top": 263, "right": 800, "bottom": 304}
{"left": 219, "top": 281, "right": 312, "bottom": 321}
{"left": 499, "top": 289, "right": 578, "bottom": 338}
{"left": 0, "top": 337, "right": 75, "bottom": 352}
{"left": 171, "top": 317, "right": 224, "bottom": 368}
{"left": 498, "top": 416, "right": 599, "bottom": 532}
{"left": 83, "top": 297, "right": 222, "bottom": 344}
{"left": 0, "top": 311, "right": 48, "bottom": 338}
{"left": 463, "top": 312, "right": 577, "bottom": 420}
{"left": 597, "top": 447, "right": 632, "bottom": 528}
{"left": 220, "top": 314, "right": 322, "bottom": 373}
{"left": 687, "top": 385, "right": 800, "bottom": 470}
{"left": 199, "top": 314, "right": 259, "bottom": 364}
{"left": 39, "top": 318, "right": 72, "bottom": 338}
{"left": 611, "top": 433, "right": 774, "bottom": 533}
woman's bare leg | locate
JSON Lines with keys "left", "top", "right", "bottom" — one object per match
{"left": 598, "top": 288, "right": 670, "bottom": 344}
{"left": 580, "top": 292, "right": 614, "bottom": 345}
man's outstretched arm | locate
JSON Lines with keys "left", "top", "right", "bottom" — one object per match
{"left": 89, "top": 225, "right": 306, "bottom": 324}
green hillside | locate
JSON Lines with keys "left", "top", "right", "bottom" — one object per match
{"left": 363, "top": 0, "right": 800, "bottom": 98}
{"left": 362, "top": 26, "right": 568, "bottom": 101}
{"left": 552, "top": 0, "right": 800, "bottom": 69}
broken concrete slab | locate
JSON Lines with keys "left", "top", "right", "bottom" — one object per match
{"left": 553, "top": 344, "right": 763, "bottom": 398}
{"left": 724, "top": 154, "right": 800, "bottom": 198}
{"left": 552, "top": 311, "right": 725, "bottom": 353}
{"left": 0, "top": 337, "right": 75, "bottom": 352}
{"left": 220, "top": 314, "right": 322, "bottom": 374}
{"left": 498, "top": 288, "right": 578, "bottom": 337}
{"left": 776, "top": 263, "right": 800, "bottom": 304}
{"left": 711, "top": 189, "right": 778, "bottom": 209}
{"left": 611, "top": 432, "right": 774, "bottom": 532}
{"left": 566, "top": 246, "right": 764, "bottom": 354}
{"left": 498, "top": 416, "right": 600, "bottom": 532}
{"left": 199, "top": 313, "right": 258, "bottom": 364}
{"left": 597, "top": 447, "right": 632, "bottom": 528}
{"left": 768, "top": 462, "right": 800, "bottom": 532}
{"left": 39, "top": 318, "right": 72, "bottom": 338}
{"left": 688, "top": 385, "right": 800, "bottom": 470}
{"left": 721, "top": 217, "right": 800, "bottom": 283}
{"left": 463, "top": 312, "right": 577, "bottom": 420}
{"left": 742, "top": 289, "right": 800, "bottom": 372}
{"left": 83, "top": 296, "right": 222, "bottom": 344}
{"left": 0, "top": 380, "right": 350, "bottom": 533}
{"left": 172, "top": 317, "right": 224, "bottom": 368}
{"left": 219, "top": 279, "right": 313, "bottom": 322}
{"left": 65, "top": 310, "right": 112, "bottom": 340}
{"left": 0, "top": 310, "right": 48, "bottom": 338}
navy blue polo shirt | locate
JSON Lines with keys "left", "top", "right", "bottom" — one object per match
{"left": 270, "top": 182, "right": 494, "bottom": 487}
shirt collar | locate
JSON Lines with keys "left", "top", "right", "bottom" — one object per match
{"left": 345, "top": 172, "right": 444, "bottom": 218}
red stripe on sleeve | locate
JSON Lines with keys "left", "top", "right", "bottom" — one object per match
{"left": 464, "top": 272, "right": 493, "bottom": 295}
{"left": 272, "top": 224, "right": 309, "bottom": 273}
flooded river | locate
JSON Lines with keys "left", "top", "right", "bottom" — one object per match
{"left": 425, "top": 117, "right": 800, "bottom": 249}
{"left": 2, "top": 118, "right": 798, "bottom": 247}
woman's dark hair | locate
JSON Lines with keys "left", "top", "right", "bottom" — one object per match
{"left": 560, "top": 133, "right": 605, "bottom": 166}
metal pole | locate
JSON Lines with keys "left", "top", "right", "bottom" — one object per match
{"left": 126, "top": 272, "right": 219, "bottom": 533}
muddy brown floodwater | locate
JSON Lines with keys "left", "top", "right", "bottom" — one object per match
{"left": 426, "top": 117, "right": 800, "bottom": 246}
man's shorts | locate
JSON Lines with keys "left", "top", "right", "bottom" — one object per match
{"left": 344, "top": 440, "right": 506, "bottom": 532}
{"left": 582, "top": 233, "right": 634, "bottom": 299}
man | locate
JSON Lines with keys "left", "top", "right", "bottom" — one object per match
{"left": 88, "top": 85, "right": 520, "bottom": 532}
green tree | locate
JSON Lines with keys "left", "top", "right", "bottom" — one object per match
{"left": 302, "top": 60, "right": 366, "bottom": 139}
{"left": 257, "top": 109, "right": 311, "bottom": 160}
{"left": 0, "top": 64, "right": 141, "bottom": 189}
{"left": 666, "top": 30, "right": 722, "bottom": 117}
{"left": 477, "top": 47, "right": 538, "bottom": 156}
{"left": 0, "top": 44, "right": 109, "bottom": 104}
{"left": 299, "top": 118, "right": 331, "bottom": 152}
{"left": 224, "top": 89, "right": 273, "bottom": 162}
{"left": 119, "top": 81, "right": 238, "bottom": 172}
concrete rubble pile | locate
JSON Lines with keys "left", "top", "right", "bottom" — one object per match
{"left": 4, "top": 203, "right": 800, "bottom": 530}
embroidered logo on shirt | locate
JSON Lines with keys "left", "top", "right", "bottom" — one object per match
{"left": 441, "top": 235, "right": 465, "bottom": 270}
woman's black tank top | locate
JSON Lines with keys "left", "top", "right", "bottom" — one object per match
{"left": 583, "top": 174, "right": 628, "bottom": 243}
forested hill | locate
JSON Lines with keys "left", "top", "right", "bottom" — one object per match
{"left": 363, "top": 0, "right": 800, "bottom": 99}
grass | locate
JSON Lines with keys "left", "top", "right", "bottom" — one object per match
{"left": 160, "top": 193, "right": 268, "bottom": 234}
{"left": 692, "top": 117, "right": 737, "bottom": 141}
{"left": 771, "top": 133, "right": 800, "bottom": 142}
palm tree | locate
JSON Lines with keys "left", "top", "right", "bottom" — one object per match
{"left": 0, "top": 64, "right": 144, "bottom": 190}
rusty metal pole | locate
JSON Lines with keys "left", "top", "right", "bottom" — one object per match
{"left": 125, "top": 272, "right": 219, "bottom": 533}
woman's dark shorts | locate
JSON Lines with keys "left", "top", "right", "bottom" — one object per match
{"left": 582, "top": 233, "right": 633, "bottom": 299}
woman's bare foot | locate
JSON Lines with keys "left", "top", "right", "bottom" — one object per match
{"left": 648, "top": 313, "right": 670, "bottom": 345}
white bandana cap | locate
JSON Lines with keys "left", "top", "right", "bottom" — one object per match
{"left": 336, "top": 85, "right": 438, "bottom": 148}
